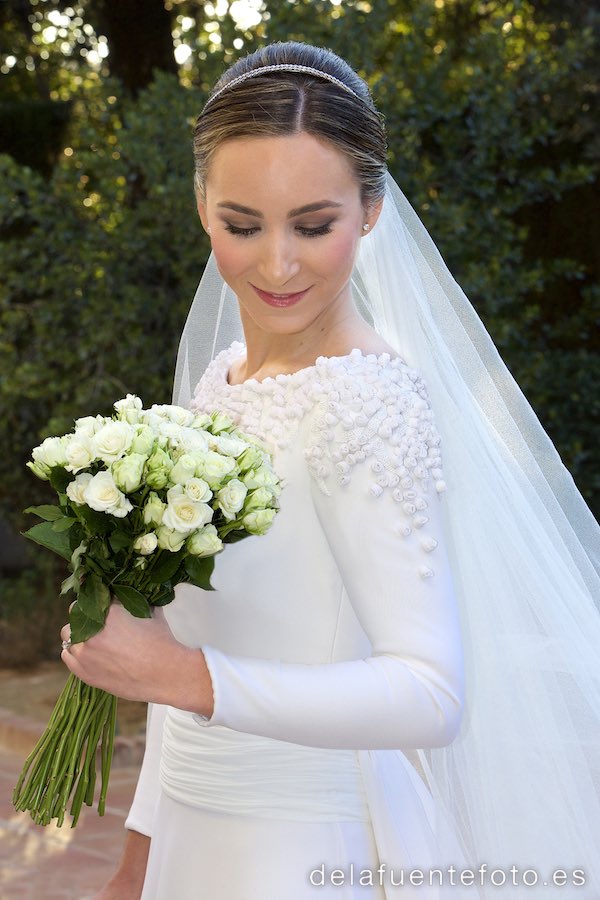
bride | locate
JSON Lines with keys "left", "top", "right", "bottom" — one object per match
{"left": 60, "top": 41, "right": 600, "bottom": 899}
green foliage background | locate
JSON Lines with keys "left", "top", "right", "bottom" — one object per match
{"left": 1, "top": 0, "right": 598, "bottom": 662}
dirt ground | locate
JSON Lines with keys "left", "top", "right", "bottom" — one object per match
{"left": 0, "top": 660, "right": 147, "bottom": 737}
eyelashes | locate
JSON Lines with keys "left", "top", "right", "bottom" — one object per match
{"left": 223, "top": 222, "right": 334, "bottom": 239}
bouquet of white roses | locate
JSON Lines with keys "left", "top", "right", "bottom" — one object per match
{"left": 13, "top": 395, "right": 280, "bottom": 827}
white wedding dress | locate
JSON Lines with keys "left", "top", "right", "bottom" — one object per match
{"left": 125, "top": 341, "right": 466, "bottom": 899}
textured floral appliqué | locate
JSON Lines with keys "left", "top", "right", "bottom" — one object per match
{"left": 191, "top": 343, "right": 446, "bottom": 578}
{"left": 303, "top": 349, "right": 446, "bottom": 579}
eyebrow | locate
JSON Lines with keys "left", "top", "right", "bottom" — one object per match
{"left": 216, "top": 200, "right": 343, "bottom": 218}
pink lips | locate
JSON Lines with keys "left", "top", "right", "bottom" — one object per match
{"left": 251, "top": 284, "right": 310, "bottom": 308}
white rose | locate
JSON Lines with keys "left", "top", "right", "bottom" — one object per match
{"left": 66, "top": 472, "right": 93, "bottom": 505}
{"left": 130, "top": 425, "right": 156, "bottom": 457}
{"left": 176, "top": 427, "right": 210, "bottom": 454}
{"left": 162, "top": 486, "right": 213, "bottom": 534}
{"left": 191, "top": 413, "right": 212, "bottom": 429}
{"left": 216, "top": 479, "right": 248, "bottom": 521}
{"left": 143, "top": 492, "right": 166, "bottom": 527}
{"left": 26, "top": 460, "right": 50, "bottom": 480}
{"left": 114, "top": 394, "right": 143, "bottom": 424}
{"left": 83, "top": 471, "right": 133, "bottom": 518}
{"left": 146, "top": 448, "right": 173, "bottom": 482}
{"left": 195, "top": 450, "right": 237, "bottom": 484}
{"left": 242, "top": 508, "right": 277, "bottom": 535}
{"left": 209, "top": 410, "right": 235, "bottom": 433}
{"left": 245, "top": 486, "right": 277, "bottom": 511}
{"left": 155, "top": 421, "right": 184, "bottom": 448}
{"left": 92, "top": 421, "right": 136, "bottom": 464}
{"left": 150, "top": 404, "right": 195, "bottom": 427}
{"left": 237, "top": 445, "right": 264, "bottom": 472}
{"left": 183, "top": 477, "right": 212, "bottom": 503}
{"left": 31, "top": 436, "right": 69, "bottom": 473}
{"left": 111, "top": 452, "right": 146, "bottom": 493}
{"left": 186, "top": 525, "right": 223, "bottom": 557}
{"left": 133, "top": 532, "right": 158, "bottom": 555}
{"left": 139, "top": 410, "right": 162, "bottom": 431}
{"left": 74, "top": 415, "right": 107, "bottom": 438}
{"left": 156, "top": 525, "right": 187, "bottom": 552}
{"left": 169, "top": 453, "right": 199, "bottom": 485}
{"left": 209, "top": 434, "right": 250, "bottom": 458}
{"left": 65, "top": 434, "right": 96, "bottom": 474}
{"left": 242, "top": 466, "right": 281, "bottom": 492}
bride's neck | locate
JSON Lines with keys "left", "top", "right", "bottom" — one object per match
{"left": 236, "top": 304, "right": 370, "bottom": 383}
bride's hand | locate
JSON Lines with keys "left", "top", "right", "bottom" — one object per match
{"left": 59, "top": 602, "right": 214, "bottom": 716}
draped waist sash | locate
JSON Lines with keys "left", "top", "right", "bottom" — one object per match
{"left": 160, "top": 707, "right": 370, "bottom": 822}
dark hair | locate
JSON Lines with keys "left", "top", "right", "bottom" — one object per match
{"left": 193, "top": 41, "right": 387, "bottom": 209}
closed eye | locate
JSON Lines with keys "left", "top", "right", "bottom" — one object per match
{"left": 223, "top": 222, "right": 334, "bottom": 238}
{"left": 224, "top": 223, "right": 259, "bottom": 237}
{"left": 298, "top": 223, "right": 333, "bottom": 237}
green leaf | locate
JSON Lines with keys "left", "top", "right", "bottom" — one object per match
{"left": 22, "top": 521, "right": 72, "bottom": 561}
{"left": 69, "top": 524, "right": 86, "bottom": 552}
{"left": 70, "top": 601, "right": 103, "bottom": 643}
{"left": 78, "top": 574, "right": 110, "bottom": 624}
{"left": 112, "top": 584, "right": 152, "bottom": 618}
{"left": 52, "top": 516, "right": 76, "bottom": 532}
{"left": 24, "top": 504, "right": 64, "bottom": 521}
{"left": 85, "top": 556, "right": 106, "bottom": 577}
{"left": 148, "top": 549, "right": 185, "bottom": 584}
{"left": 76, "top": 504, "right": 113, "bottom": 535}
{"left": 70, "top": 540, "right": 87, "bottom": 571}
{"left": 60, "top": 573, "right": 78, "bottom": 596}
{"left": 184, "top": 555, "right": 215, "bottom": 591}
{"left": 151, "top": 586, "right": 175, "bottom": 607}
{"left": 48, "top": 467, "right": 73, "bottom": 493}
{"left": 95, "top": 537, "right": 112, "bottom": 559}
{"left": 109, "top": 530, "right": 131, "bottom": 553}
{"left": 222, "top": 530, "right": 252, "bottom": 544}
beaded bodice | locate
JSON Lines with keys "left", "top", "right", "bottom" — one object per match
{"left": 191, "top": 341, "right": 446, "bottom": 580}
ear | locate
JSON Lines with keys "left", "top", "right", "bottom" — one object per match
{"left": 362, "top": 196, "right": 384, "bottom": 235}
{"left": 196, "top": 195, "right": 210, "bottom": 235}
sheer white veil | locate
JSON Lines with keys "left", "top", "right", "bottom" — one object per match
{"left": 173, "top": 166, "right": 600, "bottom": 892}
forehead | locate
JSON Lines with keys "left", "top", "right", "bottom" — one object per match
{"left": 204, "top": 132, "right": 360, "bottom": 206}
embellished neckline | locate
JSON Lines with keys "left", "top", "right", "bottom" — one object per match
{"left": 216, "top": 340, "right": 404, "bottom": 390}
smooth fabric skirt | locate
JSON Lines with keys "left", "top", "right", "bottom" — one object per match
{"left": 140, "top": 711, "right": 386, "bottom": 899}
{"left": 141, "top": 790, "right": 386, "bottom": 900}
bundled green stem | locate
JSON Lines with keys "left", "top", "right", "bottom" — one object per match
{"left": 12, "top": 675, "right": 117, "bottom": 827}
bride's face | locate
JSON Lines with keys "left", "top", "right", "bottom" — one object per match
{"left": 197, "top": 132, "right": 381, "bottom": 337}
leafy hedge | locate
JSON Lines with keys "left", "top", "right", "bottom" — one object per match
{"left": 1, "top": 0, "right": 598, "bottom": 662}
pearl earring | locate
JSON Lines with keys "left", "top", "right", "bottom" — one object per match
{"left": 362, "top": 223, "right": 370, "bottom": 232}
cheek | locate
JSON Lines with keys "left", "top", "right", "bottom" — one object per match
{"left": 319, "top": 230, "right": 360, "bottom": 276}
{"left": 209, "top": 237, "right": 252, "bottom": 279}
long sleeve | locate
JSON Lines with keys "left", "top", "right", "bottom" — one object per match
{"left": 194, "top": 361, "right": 465, "bottom": 750}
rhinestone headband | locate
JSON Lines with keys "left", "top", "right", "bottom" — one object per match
{"left": 203, "top": 64, "right": 361, "bottom": 110}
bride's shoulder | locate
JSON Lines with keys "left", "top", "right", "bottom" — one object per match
{"left": 324, "top": 327, "right": 399, "bottom": 363}
{"left": 347, "top": 335, "right": 398, "bottom": 359}
{"left": 306, "top": 347, "right": 445, "bottom": 500}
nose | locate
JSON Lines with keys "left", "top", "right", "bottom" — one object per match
{"left": 256, "top": 231, "right": 301, "bottom": 288}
